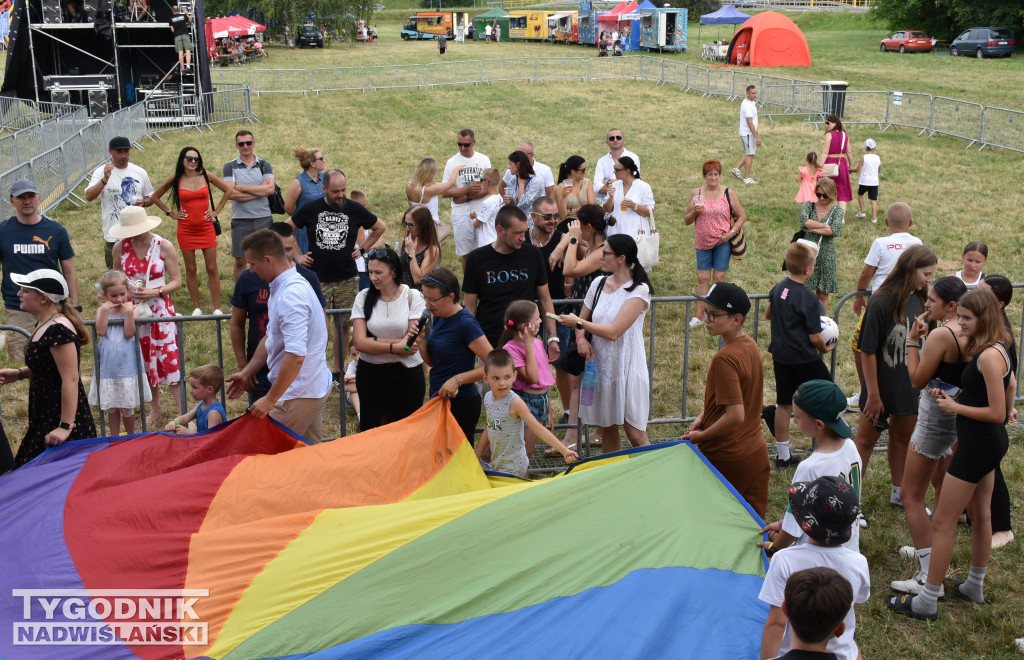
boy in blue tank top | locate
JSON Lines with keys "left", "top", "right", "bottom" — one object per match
{"left": 165, "top": 364, "right": 226, "bottom": 434}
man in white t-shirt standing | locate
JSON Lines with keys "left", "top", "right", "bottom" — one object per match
{"left": 85, "top": 136, "right": 155, "bottom": 269}
{"left": 500, "top": 140, "right": 555, "bottom": 201}
{"left": 732, "top": 85, "right": 761, "bottom": 185}
{"left": 593, "top": 128, "right": 639, "bottom": 202}
{"left": 443, "top": 128, "right": 492, "bottom": 269}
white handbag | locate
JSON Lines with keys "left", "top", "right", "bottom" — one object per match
{"left": 635, "top": 210, "right": 659, "bottom": 269}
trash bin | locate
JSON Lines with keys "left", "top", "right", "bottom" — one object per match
{"left": 821, "top": 80, "right": 849, "bottom": 118}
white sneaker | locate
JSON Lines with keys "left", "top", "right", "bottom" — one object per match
{"left": 191, "top": 308, "right": 202, "bottom": 317}
{"left": 743, "top": 178, "right": 758, "bottom": 185}
{"left": 213, "top": 308, "right": 223, "bottom": 315}
{"left": 1015, "top": 637, "right": 1024, "bottom": 654}
{"left": 731, "top": 167, "right": 743, "bottom": 180}
{"left": 846, "top": 394, "right": 860, "bottom": 412}
{"left": 890, "top": 570, "right": 943, "bottom": 597}
{"left": 871, "top": 217, "right": 878, "bottom": 224}
{"left": 899, "top": 545, "right": 917, "bottom": 559}
{"left": 689, "top": 317, "right": 704, "bottom": 328}
{"left": 854, "top": 211, "right": 866, "bottom": 218}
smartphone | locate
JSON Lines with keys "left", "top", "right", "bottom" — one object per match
{"left": 927, "top": 379, "right": 961, "bottom": 399}
{"left": 545, "top": 312, "right": 561, "bottom": 321}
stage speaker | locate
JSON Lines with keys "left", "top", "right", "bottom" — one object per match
{"left": 88, "top": 90, "right": 108, "bottom": 118}
{"left": 42, "top": 0, "right": 63, "bottom": 23}
{"left": 50, "top": 90, "right": 71, "bottom": 105}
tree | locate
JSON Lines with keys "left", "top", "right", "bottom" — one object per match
{"left": 872, "top": 0, "right": 1024, "bottom": 41}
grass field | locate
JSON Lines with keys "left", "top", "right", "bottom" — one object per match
{"left": 4, "top": 14, "right": 1024, "bottom": 658}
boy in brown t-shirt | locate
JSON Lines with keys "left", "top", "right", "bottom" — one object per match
{"left": 682, "top": 282, "right": 770, "bottom": 518}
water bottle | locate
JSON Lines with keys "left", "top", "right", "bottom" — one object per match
{"left": 580, "top": 360, "right": 596, "bottom": 407}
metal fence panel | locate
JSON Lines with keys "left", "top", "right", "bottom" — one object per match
{"left": 30, "top": 145, "right": 70, "bottom": 211}
{"left": 480, "top": 58, "right": 534, "bottom": 83}
{"left": 588, "top": 54, "right": 644, "bottom": 80}
{"left": 426, "top": 60, "right": 484, "bottom": 87}
{"left": 203, "top": 89, "right": 255, "bottom": 125}
{"left": 732, "top": 72, "right": 762, "bottom": 100}
{"left": 251, "top": 69, "right": 311, "bottom": 94}
{"left": 534, "top": 57, "right": 588, "bottom": 82}
{"left": 820, "top": 90, "right": 889, "bottom": 125}
{"left": 761, "top": 83, "right": 827, "bottom": 116}
{"left": 706, "top": 68, "right": 733, "bottom": 98}
{"left": 980, "top": 106, "right": 1024, "bottom": 153}
{"left": 685, "top": 64, "right": 709, "bottom": 94}
{"left": 208, "top": 68, "right": 253, "bottom": 89}
{"left": 638, "top": 55, "right": 664, "bottom": 83}
{"left": 368, "top": 63, "right": 427, "bottom": 89}
{"left": 310, "top": 67, "right": 369, "bottom": 92}
{"left": 660, "top": 59, "right": 686, "bottom": 88}
{"left": 888, "top": 91, "right": 931, "bottom": 133}
{"left": 931, "top": 96, "right": 983, "bottom": 145}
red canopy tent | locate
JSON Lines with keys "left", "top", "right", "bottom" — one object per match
{"left": 206, "top": 16, "right": 266, "bottom": 59}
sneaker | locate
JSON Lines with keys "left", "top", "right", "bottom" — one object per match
{"left": 854, "top": 211, "right": 866, "bottom": 218}
{"left": 1014, "top": 637, "right": 1024, "bottom": 653}
{"left": 898, "top": 545, "right": 917, "bottom": 559}
{"left": 559, "top": 411, "right": 569, "bottom": 426}
{"left": 775, "top": 455, "right": 800, "bottom": 470}
{"left": 890, "top": 570, "right": 944, "bottom": 597}
{"left": 688, "top": 317, "right": 704, "bottom": 328}
{"left": 191, "top": 308, "right": 202, "bottom": 316}
{"left": 331, "top": 370, "right": 342, "bottom": 391}
{"left": 890, "top": 498, "right": 904, "bottom": 509}
{"left": 213, "top": 308, "right": 223, "bottom": 315}
{"left": 731, "top": 167, "right": 743, "bottom": 180}
{"left": 743, "top": 178, "right": 758, "bottom": 185}
{"left": 871, "top": 217, "right": 878, "bottom": 224}
{"left": 846, "top": 394, "right": 860, "bottom": 412}
{"left": 857, "top": 515, "right": 868, "bottom": 528}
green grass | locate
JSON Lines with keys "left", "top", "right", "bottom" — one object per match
{"left": 4, "top": 17, "right": 1024, "bottom": 658}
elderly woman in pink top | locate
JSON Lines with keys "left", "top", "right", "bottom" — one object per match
{"left": 683, "top": 159, "right": 748, "bottom": 327}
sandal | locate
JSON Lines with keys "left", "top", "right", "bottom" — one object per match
{"left": 886, "top": 594, "right": 937, "bottom": 621}
{"left": 943, "top": 579, "right": 984, "bottom": 604}
{"left": 546, "top": 442, "right": 576, "bottom": 457}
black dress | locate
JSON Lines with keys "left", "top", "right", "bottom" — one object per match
{"left": 13, "top": 323, "right": 96, "bottom": 468}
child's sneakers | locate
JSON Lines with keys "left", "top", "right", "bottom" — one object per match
{"left": 854, "top": 211, "right": 866, "bottom": 218}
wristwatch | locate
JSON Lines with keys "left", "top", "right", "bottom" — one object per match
{"left": 358, "top": 245, "right": 366, "bottom": 255}
{"left": 58, "top": 420, "right": 75, "bottom": 430}
{"left": 569, "top": 237, "right": 578, "bottom": 245}
{"left": 575, "top": 320, "right": 584, "bottom": 331}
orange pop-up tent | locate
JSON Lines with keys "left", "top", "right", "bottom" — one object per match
{"left": 726, "top": 11, "right": 810, "bottom": 67}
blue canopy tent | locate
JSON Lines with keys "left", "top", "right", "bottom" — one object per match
{"left": 699, "top": 4, "right": 751, "bottom": 42}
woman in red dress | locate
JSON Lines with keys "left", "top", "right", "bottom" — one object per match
{"left": 152, "top": 147, "right": 232, "bottom": 316}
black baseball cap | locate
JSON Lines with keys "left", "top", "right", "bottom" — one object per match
{"left": 696, "top": 282, "right": 751, "bottom": 317}
{"left": 109, "top": 136, "right": 131, "bottom": 150}
{"left": 789, "top": 476, "right": 860, "bottom": 547}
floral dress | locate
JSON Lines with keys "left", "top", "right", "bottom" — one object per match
{"left": 801, "top": 201, "right": 845, "bottom": 294}
{"left": 13, "top": 323, "right": 96, "bottom": 468}
{"left": 121, "top": 235, "right": 181, "bottom": 387}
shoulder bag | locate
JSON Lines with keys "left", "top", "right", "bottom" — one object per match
{"left": 821, "top": 131, "right": 846, "bottom": 178}
{"left": 724, "top": 187, "right": 747, "bottom": 260}
{"left": 634, "top": 207, "right": 659, "bottom": 269}
{"left": 258, "top": 159, "right": 286, "bottom": 214}
{"left": 202, "top": 171, "right": 222, "bottom": 236}
{"left": 562, "top": 276, "right": 608, "bottom": 376}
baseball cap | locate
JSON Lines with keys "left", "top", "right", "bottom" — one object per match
{"left": 789, "top": 476, "right": 860, "bottom": 547}
{"left": 109, "top": 136, "right": 131, "bottom": 150}
{"left": 864, "top": 138, "right": 877, "bottom": 150}
{"left": 10, "top": 178, "right": 39, "bottom": 197}
{"left": 11, "top": 268, "right": 69, "bottom": 303}
{"left": 695, "top": 282, "right": 750, "bottom": 317}
{"left": 793, "top": 379, "right": 851, "bottom": 438}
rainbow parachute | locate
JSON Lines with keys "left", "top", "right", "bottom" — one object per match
{"left": 0, "top": 398, "right": 769, "bottom": 658}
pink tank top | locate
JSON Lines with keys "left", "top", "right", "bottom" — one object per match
{"left": 694, "top": 195, "right": 731, "bottom": 250}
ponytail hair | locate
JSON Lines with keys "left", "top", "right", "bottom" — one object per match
{"left": 558, "top": 155, "right": 585, "bottom": 182}
{"left": 606, "top": 234, "right": 653, "bottom": 294}
{"left": 497, "top": 300, "right": 538, "bottom": 349}
{"left": 806, "top": 151, "right": 820, "bottom": 170}
{"left": 577, "top": 204, "right": 610, "bottom": 233}
{"left": 617, "top": 156, "right": 640, "bottom": 179}
{"left": 930, "top": 275, "right": 967, "bottom": 307}
{"left": 60, "top": 300, "right": 90, "bottom": 345}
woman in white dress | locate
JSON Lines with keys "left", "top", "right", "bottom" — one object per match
{"left": 601, "top": 156, "right": 654, "bottom": 238}
{"left": 559, "top": 234, "right": 652, "bottom": 453}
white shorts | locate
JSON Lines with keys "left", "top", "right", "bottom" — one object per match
{"left": 452, "top": 214, "right": 477, "bottom": 256}
{"left": 741, "top": 134, "right": 757, "bottom": 156}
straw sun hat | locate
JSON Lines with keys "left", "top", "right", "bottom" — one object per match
{"left": 109, "top": 206, "right": 162, "bottom": 239}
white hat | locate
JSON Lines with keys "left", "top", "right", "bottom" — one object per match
{"left": 11, "top": 268, "right": 69, "bottom": 303}
{"left": 864, "top": 138, "right": 877, "bottom": 150}
{"left": 109, "top": 205, "right": 162, "bottom": 239}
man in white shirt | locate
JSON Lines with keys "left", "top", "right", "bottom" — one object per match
{"left": 732, "top": 85, "right": 761, "bottom": 185}
{"left": 227, "top": 229, "right": 332, "bottom": 444}
{"left": 500, "top": 140, "right": 555, "bottom": 201}
{"left": 85, "top": 136, "right": 155, "bottom": 269}
{"left": 442, "top": 128, "right": 492, "bottom": 269}
{"left": 593, "top": 128, "right": 639, "bottom": 202}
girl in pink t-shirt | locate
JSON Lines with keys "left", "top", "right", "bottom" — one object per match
{"left": 499, "top": 300, "right": 555, "bottom": 460}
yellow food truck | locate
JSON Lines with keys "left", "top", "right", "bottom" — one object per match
{"left": 508, "top": 11, "right": 552, "bottom": 41}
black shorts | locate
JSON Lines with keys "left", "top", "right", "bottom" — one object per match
{"left": 857, "top": 185, "right": 878, "bottom": 201}
{"left": 774, "top": 359, "right": 833, "bottom": 406}
{"left": 947, "top": 417, "right": 1008, "bottom": 483}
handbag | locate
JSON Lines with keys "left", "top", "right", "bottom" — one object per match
{"left": 821, "top": 131, "right": 846, "bottom": 178}
{"left": 562, "top": 276, "right": 607, "bottom": 376}
{"left": 258, "top": 159, "right": 286, "bottom": 214}
{"left": 203, "top": 171, "right": 222, "bottom": 236}
{"left": 724, "top": 187, "right": 747, "bottom": 260}
{"left": 634, "top": 210, "right": 659, "bottom": 269}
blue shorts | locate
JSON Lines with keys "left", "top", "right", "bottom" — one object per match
{"left": 514, "top": 389, "right": 549, "bottom": 424}
{"left": 550, "top": 324, "right": 572, "bottom": 370}
{"left": 358, "top": 271, "right": 371, "bottom": 291}
{"left": 695, "top": 243, "right": 731, "bottom": 272}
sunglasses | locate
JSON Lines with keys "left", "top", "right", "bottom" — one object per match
{"left": 607, "top": 136, "right": 624, "bottom": 141}
{"left": 236, "top": 140, "right": 253, "bottom": 147}
{"left": 183, "top": 155, "right": 200, "bottom": 163}
{"left": 576, "top": 167, "right": 587, "bottom": 172}
{"left": 815, "top": 192, "right": 829, "bottom": 199}
{"left": 533, "top": 212, "right": 559, "bottom": 221}
{"left": 457, "top": 142, "right": 473, "bottom": 148}
{"left": 365, "top": 248, "right": 390, "bottom": 260}
{"left": 613, "top": 167, "right": 626, "bottom": 172}
{"left": 313, "top": 155, "right": 325, "bottom": 161}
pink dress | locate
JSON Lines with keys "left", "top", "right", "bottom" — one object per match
{"left": 795, "top": 166, "right": 820, "bottom": 203}
{"left": 121, "top": 235, "right": 181, "bottom": 387}
{"left": 824, "top": 131, "right": 852, "bottom": 202}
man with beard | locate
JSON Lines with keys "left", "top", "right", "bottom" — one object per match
{"left": 85, "top": 136, "right": 154, "bottom": 269}
{"left": 288, "top": 169, "right": 385, "bottom": 378}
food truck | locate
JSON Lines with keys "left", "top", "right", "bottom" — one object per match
{"left": 401, "top": 12, "right": 472, "bottom": 40}
{"left": 508, "top": 11, "right": 552, "bottom": 41}
{"left": 548, "top": 11, "right": 579, "bottom": 44}
{"left": 638, "top": 5, "right": 688, "bottom": 52}
{"left": 577, "top": 0, "right": 602, "bottom": 46}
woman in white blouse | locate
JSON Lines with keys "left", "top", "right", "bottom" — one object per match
{"left": 351, "top": 247, "right": 427, "bottom": 431}
{"left": 602, "top": 156, "right": 654, "bottom": 238}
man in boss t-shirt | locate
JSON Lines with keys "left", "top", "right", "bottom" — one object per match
{"left": 463, "top": 205, "right": 559, "bottom": 359}
{"left": 169, "top": 5, "right": 193, "bottom": 71}
{"left": 442, "top": 128, "right": 492, "bottom": 267}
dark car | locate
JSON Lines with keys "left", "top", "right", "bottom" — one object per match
{"left": 297, "top": 24, "right": 324, "bottom": 48}
{"left": 880, "top": 30, "right": 932, "bottom": 53}
{"left": 950, "top": 26, "right": 1015, "bottom": 58}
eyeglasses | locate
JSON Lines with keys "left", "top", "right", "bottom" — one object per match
{"left": 236, "top": 140, "right": 253, "bottom": 147}
{"left": 457, "top": 142, "right": 473, "bottom": 148}
{"left": 403, "top": 222, "right": 416, "bottom": 228}
{"left": 607, "top": 136, "right": 624, "bottom": 141}
{"left": 423, "top": 295, "right": 445, "bottom": 305}
{"left": 815, "top": 192, "right": 829, "bottom": 199}
{"left": 705, "top": 310, "right": 734, "bottom": 322}
{"left": 365, "top": 248, "right": 389, "bottom": 260}
{"left": 183, "top": 156, "right": 200, "bottom": 163}
{"left": 533, "top": 212, "right": 559, "bottom": 221}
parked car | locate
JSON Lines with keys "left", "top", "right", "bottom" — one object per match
{"left": 950, "top": 26, "right": 1016, "bottom": 58}
{"left": 297, "top": 23, "right": 324, "bottom": 48}
{"left": 880, "top": 30, "right": 932, "bottom": 53}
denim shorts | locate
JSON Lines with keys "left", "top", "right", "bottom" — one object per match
{"left": 695, "top": 242, "right": 731, "bottom": 272}
{"left": 514, "top": 389, "right": 549, "bottom": 424}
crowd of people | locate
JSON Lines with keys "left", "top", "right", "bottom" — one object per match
{"left": 0, "top": 94, "right": 1020, "bottom": 655}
